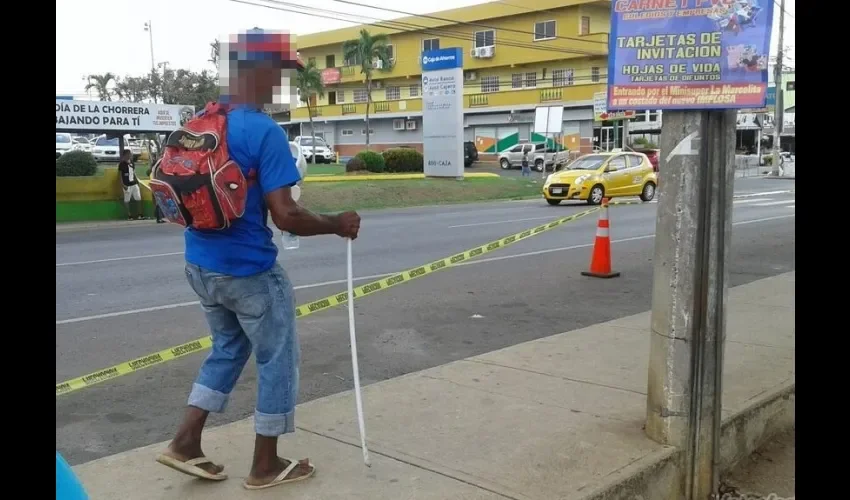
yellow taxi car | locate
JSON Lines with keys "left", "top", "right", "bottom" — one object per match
{"left": 542, "top": 151, "right": 658, "bottom": 205}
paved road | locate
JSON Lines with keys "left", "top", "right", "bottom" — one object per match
{"left": 56, "top": 177, "right": 795, "bottom": 465}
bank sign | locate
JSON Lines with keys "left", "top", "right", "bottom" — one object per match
{"left": 421, "top": 48, "right": 464, "bottom": 178}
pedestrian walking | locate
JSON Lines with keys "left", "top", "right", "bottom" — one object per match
{"left": 521, "top": 151, "right": 531, "bottom": 177}
{"left": 118, "top": 150, "right": 143, "bottom": 220}
{"left": 154, "top": 28, "right": 360, "bottom": 491}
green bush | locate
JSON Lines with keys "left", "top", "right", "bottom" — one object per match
{"left": 382, "top": 148, "right": 424, "bottom": 173}
{"left": 345, "top": 157, "right": 366, "bottom": 172}
{"left": 355, "top": 150, "right": 386, "bottom": 173}
{"left": 56, "top": 151, "right": 98, "bottom": 177}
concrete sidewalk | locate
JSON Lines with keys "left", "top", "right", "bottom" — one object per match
{"left": 72, "top": 272, "right": 795, "bottom": 500}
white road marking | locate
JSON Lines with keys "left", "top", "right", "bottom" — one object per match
{"left": 56, "top": 214, "right": 794, "bottom": 325}
{"left": 449, "top": 215, "right": 566, "bottom": 229}
{"left": 788, "top": 205, "right": 795, "bottom": 209}
{"left": 752, "top": 200, "right": 796, "bottom": 207}
{"left": 733, "top": 198, "right": 773, "bottom": 205}
{"left": 57, "top": 252, "right": 184, "bottom": 267}
{"left": 733, "top": 190, "right": 793, "bottom": 199}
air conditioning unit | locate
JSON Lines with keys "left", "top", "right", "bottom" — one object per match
{"left": 373, "top": 59, "right": 383, "bottom": 69}
{"left": 464, "top": 71, "right": 477, "bottom": 81}
{"left": 393, "top": 119, "right": 405, "bottom": 131}
{"left": 406, "top": 120, "right": 417, "bottom": 130}
{"left": 472, "top": 46, "right": 494, "bottom": 58}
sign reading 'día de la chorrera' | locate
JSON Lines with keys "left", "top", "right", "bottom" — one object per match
{"left": 56, "top": 100, "right": 196, "bottom": 132}
{"left": 421, "top": 48, "right": 464, "bottom": 178}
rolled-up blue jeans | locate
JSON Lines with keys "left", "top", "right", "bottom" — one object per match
{"left": 184, "top": 262, "right": 300, "bottom": 437}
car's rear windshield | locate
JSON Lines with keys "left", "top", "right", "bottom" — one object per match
{"left": 96, "top": 137, "right": 119, "bottom": 146}
{"left": 56, "top": 134, "right": 71, "bottom": 143}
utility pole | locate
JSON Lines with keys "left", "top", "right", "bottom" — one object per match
{"left": 144, "top": 21, "right": 157, "bottom": 103}
{"left": 771, "top": 0, "right": 785, "bottom": 176}
{"left": 646, "top": 110, "right": 735, "bottom": 499}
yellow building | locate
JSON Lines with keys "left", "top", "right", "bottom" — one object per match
{"left": 286, "top": 0, "right": 611, "bottom": 159}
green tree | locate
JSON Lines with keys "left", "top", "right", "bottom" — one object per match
{"left": 114, "top": 76, "right": 149, "bottom": 102}
{"left": 85, "top": 73, "right": 117, "bottom": 101}
{"left": 343, "top": 29, "right": 393, "bottom": 150}
{"left": 296, "top": 60, "right": 325, "bottom": 164}
{"left": 209, "top": 39, "right": 220, "bottom": 67}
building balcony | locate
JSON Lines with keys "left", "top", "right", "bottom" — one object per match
{"left": 291, "top": 83, "right": 606, "bottom": 120}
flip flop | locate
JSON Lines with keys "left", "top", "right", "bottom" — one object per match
{"left": 242, "top": 458, "right": 315, "bottom": 490}
{"left": 155, "top": 453, "right": 228, "bottom": 481}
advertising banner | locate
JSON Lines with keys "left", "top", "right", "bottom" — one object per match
{"left": 607, "top": 0, "right": 775, "bottom": 110}
{"left": 56, "top": 100, "right": 195, "bottom": 132}
{"left": 593, "top": 91, "right": 636, "bottom": 121}
{"left": 421, "top": 48, "right": 464, "bottom": 178}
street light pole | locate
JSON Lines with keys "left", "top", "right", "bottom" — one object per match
{"left": 144, "top": 21, "right": 156, "bottom": 74}
{"left": 771, "top": 0, "right": 785, "bottom": 176}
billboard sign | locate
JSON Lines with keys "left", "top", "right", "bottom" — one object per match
{"left": 421, "top": 48, "right": 464, "bottom": 178}
{"left": 607, "top": 0, "right": 775, "bottom": 110}
{"left": 593, "top": 92, "right": 636, "bottom": 121}
{"left": 56, "top": 100, "right": 195, "bottom": 132}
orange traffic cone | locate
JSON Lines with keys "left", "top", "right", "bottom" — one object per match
{"left": 581, "top": 198, "right": 620, "bottom": 279}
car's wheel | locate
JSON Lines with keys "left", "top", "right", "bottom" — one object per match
{"left": 535, "top": 159, "right": 545, "bottom": 172}
{"left": 587, "top": 185, "right": 605, "bottom": 205}
{"left": 500, "top": 158, "right": 511, "bottom": 169}
{"left": 546, "top": 199, "right": 561, "bottom": 206}
{"left": 640, "top": 182, "right": 656, "bottom": 202}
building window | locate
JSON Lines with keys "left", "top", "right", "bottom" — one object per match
{"left": 423, "top": 38, "right": 440, "bottom": 52}
{"left": 409, "top": 84, "right": 420, "bottom": 98}
{"left": 361, "top": 128, "right": 374, "bottom": 135}
{"left": 534, "top": 20, "right": 556, "bottom": 41}
{"left": 553, "top": 69, "right": 574, "bottom": 87}
{"left": 474, "top": 30, "right": 495, "bottom": 48}
{"left": 344, "top": 52, "right": 361, "bottom": 66}
{"left": 386, "top": 44, "right": 395, "bottom": 61}
{"left": 353, "top": 89, "right": 368, "bottom": 103}
{"left": 326, "top": 54, "right": 336, "bottom": 68}
{"left": 341, "top": 129, "right": 354, "bottom": 136}
{"left": 337, "top": 90, "right": 345, "bottom": 103}
{"left": 525, "top": 72, "right": 537, "bottom": 88}
{"left": 386, "top": 86, "right": 400, "bottom": 100}
{"left": 580, "top": 16, "right": 591, "bottom": 35}
{"left": 592, "top": 67, "right": 600, "bottom": 83}
{"left": 649, "top": 110, "right": 660, "bottom": 121}
{"left": 786, "top": 81, "right": 795, "bottom": 91}
{"left": 512, "top": 74, "right": 523, "bottom": 89}
{"left": 481, "top": 75, "right": 499, "bottom": 93}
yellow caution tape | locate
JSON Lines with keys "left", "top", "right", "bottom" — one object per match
{"left": 56, "top": 204, "right": 607, "bottom": 397}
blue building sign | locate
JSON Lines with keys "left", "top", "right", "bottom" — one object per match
{"left": 421, "top": 48, "right": 463, "bottom": 72}
{"left": 56, "top": 95, "right": 74, "bottom": 100}
{"left": 765, "top": 86, "right": 776, "bottom": 107}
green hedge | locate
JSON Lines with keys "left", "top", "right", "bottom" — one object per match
{"left": 56, "top": 151, "right": 98, "bottom": 177}
{"left": 382, "top": 148, "right": 424, "bottom": 173}
{"left": 355, "top": 151, "right": 386, "bottom": 173}
{"left": 346, "top": 157, "right": 366, "bottom": 172}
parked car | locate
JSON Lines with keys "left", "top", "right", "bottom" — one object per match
{"left": 464, "top": 141, "right": 479, "bottom": 168}
{"left": 632, "top": 148, "right": 659, "bottom": 172}
{"left": 293, "top": 136, "right": 336, "bottom": 164}
{"left": 91, "top": 136, "right": 141, "bottom": 162}
{"left": 542, "top": 152, "right": 658, "bottom": 206}
{"left": 56, "top": 133, "right": 74, "bottom": 159}
{"left": 72, "top": 136, "right": 93, "bottom": 153}
{"left": 289, "top": 141, "right": 309, "bottom": 181}
{"left": 498, "top": 142, "right": 569, "bottom": 172}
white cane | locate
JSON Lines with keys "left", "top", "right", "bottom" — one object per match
{"left": 347, "top": 238, "right": 371, "bottom": 467}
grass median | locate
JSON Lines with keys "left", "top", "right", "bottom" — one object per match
{"left": 300, "top": 176, "right": 541, "bottom": 213}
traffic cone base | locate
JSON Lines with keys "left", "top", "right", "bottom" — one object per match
{"left": 582, "top": 198, "right": 620, "bottom": 279}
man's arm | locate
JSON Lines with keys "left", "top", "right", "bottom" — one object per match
{"left": 256, "top": 120, "right": 360, "bottom": 238}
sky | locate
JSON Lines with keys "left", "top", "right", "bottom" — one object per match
{"left": 55, "top": 0, "right": 795, "bottom": 98}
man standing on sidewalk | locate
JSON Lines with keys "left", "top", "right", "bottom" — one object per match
{"left": 117, "top": 150, "right": 143, "bottom": 220}
{"left": 155, "top": 29, "right": 361, "bottom": 491}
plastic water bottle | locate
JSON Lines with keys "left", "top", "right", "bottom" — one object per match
{"left": 281, "top": 231, "right": 300, "bottom": 250}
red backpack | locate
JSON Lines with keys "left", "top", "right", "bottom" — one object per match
{"left": 150, "top": 102, "right": 254, "bottom": 230}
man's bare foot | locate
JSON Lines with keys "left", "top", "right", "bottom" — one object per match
{"left": 246, "top": 457, "right": 312, "bottom": 487}
{"left": 162, "top": 442, "right": 224, "bottom": 476}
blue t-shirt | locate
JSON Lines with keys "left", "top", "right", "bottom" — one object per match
{"left": 184, "top": 107, "right": 301, "bottom": 277}
{"left": 56, "top": 452, "right": 88, "bottom": 500}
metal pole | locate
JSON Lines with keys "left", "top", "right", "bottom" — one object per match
{"left": 147, "top": 21, "right": 156, "bottom": 73}
{"left": 771, "top": 0, "right": 785, "bottom": 176}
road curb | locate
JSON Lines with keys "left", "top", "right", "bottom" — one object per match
{"left": 578, "top": 382, "right": 795, "bottom": 499}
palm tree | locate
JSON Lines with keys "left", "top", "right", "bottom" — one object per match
{"left": 296, "top": 60, "right": 325, "bottom": 164}
{"left": 85, "top": 73, "right": 117, "bottom": 101}
{"left": 343, "top": 29, "right": 393, "bottom": 151}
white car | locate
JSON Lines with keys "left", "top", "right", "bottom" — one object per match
{"left": 72, "top": 137, "right": 93, "bottom": 153}
{"left": 91, "top": 136, "right": 142, "bottom": 162}
{"left": 56, "top": 133, "right": 74, "bottom": 158}
{"left": 294, "top": 136, "right": 336, "bottom": 164}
